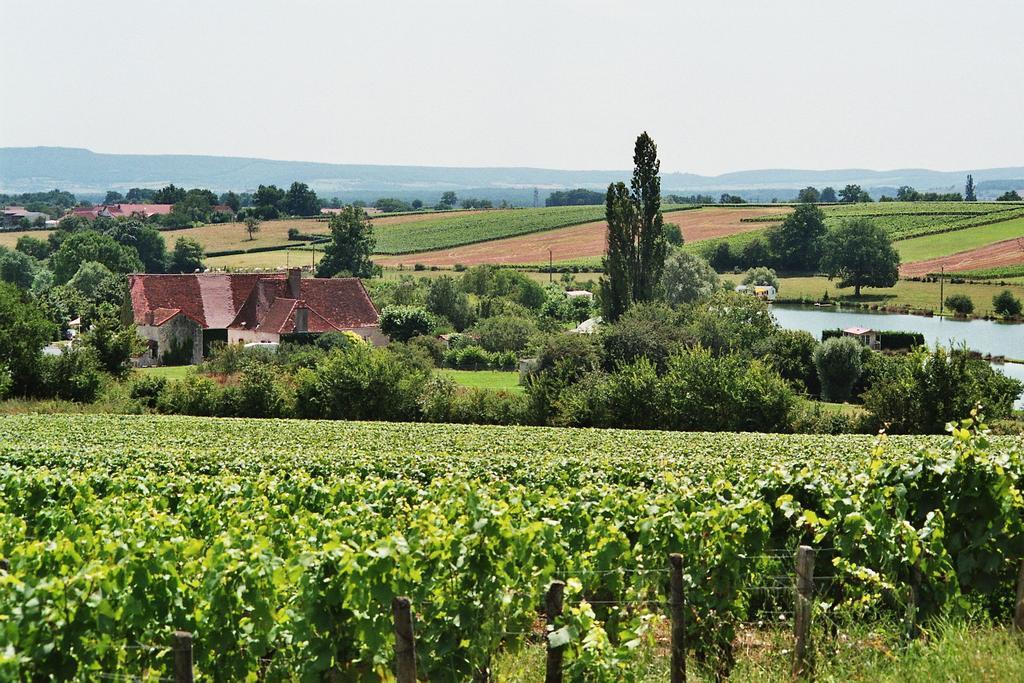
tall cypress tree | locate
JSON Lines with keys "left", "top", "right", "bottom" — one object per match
{"left": 601, "top": 132, "right": 668, "bottom": 320}
{"left": 965, "top": 174, "right": 977, "bottom": 202}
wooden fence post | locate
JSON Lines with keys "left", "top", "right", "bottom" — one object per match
{"left": 1014, "top": 559, "right": 1024, "bottom": 632}
{"left": 669, "top": 553, "right": 687, "bottom": 683}
{"left": 792, "top": 546, "right": 815, "bottom": 678}
{"left": 172, "top": 631, "right": 194, "bottom": 683}
{"left": 393, "top": 596, "right": 418, "bottom": 683}
{"left": 545, "top": 580, "right": 566, "bottom": 683}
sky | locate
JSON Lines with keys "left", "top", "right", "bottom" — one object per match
{"left": 2, "top": 0, "right": 1022, "bottom": 175}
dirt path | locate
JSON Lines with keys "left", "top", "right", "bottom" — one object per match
{"left": 900, "top": 237, "right": 1024, "bottom": 276}
{"left": 375, "top": 206, "right": 791, "bottom": 267}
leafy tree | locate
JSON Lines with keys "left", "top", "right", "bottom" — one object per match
{"left": 766, "top": 202, "right": 826, "bottom": 271}
{"left": 996, "top": 190, "right": 1021, "bottom": 201}
{"left": 741, "top": 266, "right": 780, "bottom": 290}
{"left": 838, "top": 184, "right": 871, "bottom": 203}
{"left": 796, "top": 187, "right": 820, "bottom": 203}
{"left": 813, "top": 336, "right": 863, "bottom": 402}
{"left": 818, "top": 218, "right": 900, "bottom": 296}
{"left": 79, "top": 303, "right": 145, "bottom": 377}
{"left": 169, "top": 237, "right": 204, "bottom": 273}
{"left": 425, "top": 275, "right": 472, "bottom": 330}
{"left": 545, "top": 188, "right": 605, "bottom": 206}
{"left": 819, "top": 186, "right": 837, "bottom": 203}
{"left": 706, "top": 242, "right": 735, "bottom": 271}
{"left": 964, "top": 174, "right": 976, "bottom": 202}
{"left": 719, "top": 193, "right": 746, "bottom": 204}
{"left": 125, "top": 187, "right": 157, "bottom": 202}
{"left": 284, "top": 182, "right": 320, "bottom": 216}
{"left": 992, "top": 290, "right": 1022, "bottom": 318}
{"left": 50, "top": 231, "right": 143, "bottom": 284}
{"left": 663, "top": 222, "right": 683, "bottom": 246}
{"left": 602, "top": 302, "right": 689, "bottom": 372}
{"left": 104, "top": 220, "right": 167, "bottom": 273}
{"left": 661, "top": 251, "right": 720, "bottom": 305}
{"left": 68, "top": 261, "right": 124, "bottom": 308}
{"left": 600, "top": 132, "right": 668, "bottom": 320}
{"left": 684, "top": 290, "right": 777, "bottom": 356}
{"left": 15, "top": 235, "right": 49, "bottom": 260}
{"left": 439, "top": 191, "right": 458, "bottom": 208}
{"left": 0, "top": 282, "right": 54, "bottom": 394}
{"left": 411, "top": 199, "right": 423, "bottom": 210}
{"left": 473, "top": 315, "right": 538, "bottom": 354}
{"left": 379, "top": 305, "right": 433, "bottom": 342}
{"left": 0, "top": 246, "right": 40, "bottom": 289}
{"left": 944, "top": 293, "right": 974, "bottom": 315}
{"left": 739, "top": 236, "right": 771, "bottom": 268}
{"left": 104, "top": 190, "right": 124, "bottom": 204}
{"left": 244, "top": 215, "right": 261, "bottom": 241}
{"left": 253, "top": 184, "right": 286, "bottom": 212}
{"left": 166, "top": 188, "right": 218, "bottom": 226}
{"left": 896, "top": 186, "right": 919, "bottom": 201}
{"left": 315, "top": 206, "right": 376, "bottom": 278}
{"left": 753, "top": 329, "right": 819, "bottom": 395}
{"left": 374, "top": 197, "right": 411, "bottom": 213}
{"left": 153, "top": 184, "right": 187, "bottom": 204}
{"left": 220, "top": 191, "right": 241, "bottom": 212}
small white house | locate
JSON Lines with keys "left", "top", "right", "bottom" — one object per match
{"left": 735, "top": 284, "right": 777, "bottom": 301}
{"left": 565, "top": 290, "right": 594, "bottom": 300}
{"left": 842, "top": 326, "right": 880, "bottom": 350}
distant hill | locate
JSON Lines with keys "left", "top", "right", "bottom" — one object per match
{"left": 2, "top": 147, "right": 1022, "bottom": 203}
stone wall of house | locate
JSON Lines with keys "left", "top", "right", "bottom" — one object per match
{"left": 346, "top": 325, "right": 389, "bottom": 346}
{"left": 134, "top": 315, "right": 203, "bottom": 366}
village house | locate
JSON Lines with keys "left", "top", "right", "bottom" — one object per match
{"left": 842, "top": 326, "right": 881, "bottom": 350}
{"left": 72, "top": 203, "right": 176, "bottom": 220}
{"left": 2, "top": 205, "right": 50, "bottom": 227}
{"left": 127, "top": 268, "right": 385, "bottom": 366}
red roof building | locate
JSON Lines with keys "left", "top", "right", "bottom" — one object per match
{"left": 127, "top": 268, "right": 385, "bottom": 365}
{"left": 72, "top": 204, "right": 175, "bottom": 219}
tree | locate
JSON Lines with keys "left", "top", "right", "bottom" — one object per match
{"left": 0, "top": 282, "right": 54, "bottom": 394}
{"left": 169, "top": 237, "right": 204, "bottom": 273}
{"left": 819, "top": 187, "right": 837, "bottom": 203}
{"left": 125, "top": 187, "right": 157, "bottom": 203}
{"left": 425, "top": 275, "right": 472, "bottom": 330}
{"left": 813, "top": 336, "right": 863, "bottom": 402}
{"left": 944, "top": 293, "right": 974, "bottom": 315}
{"left": 661, "top": 251, "right": 720, "bottom": 305}
{"left": 316, "top": 206, "right": 376, "bottom": 278}
{"left": 964, "top": 174, "right": 976, "bottom": 202}
{"left": 439, "top": 191, "right": 458, "bottom": 208}
{"left": 379, "top": 305, "right": 433, "bottom": 342}
{"left": 546, "top": 188, "right": 605, "bottom": 206}
{"left": 997, "top": 190, "right": 1021, "bottom": 201}
{"left": 473, "top": 315, "right": 539, "bottom": 353}
{"left": 153, "top": 184, "right": 187, "bottom": 204}
{"left": 50, "top": 231, "right": 143, "bottom": 284}
{"left": 252, "top": 184, "right": 286, "bottom": 218}
{"left": 15, "top": 235, "right": 49, "bottom": 260}
{"left": 104, "top": 190, "right": 124, "bottom": 204}
{"left": 719, "top": 193, "right": 746, "bottom": 204}
{"left": 663, "top": 222, "right": 683, "bottom": 246}
{"left": 818, "top": 218, "right": 900, "bottom": 296}
{"left": 993, "top": 290, "right": 1022, "bottom": 317}
{"left": 766, "top": 202, "right": 826, "bottom": 271}
{"left": 600, "top": 132, "right": 668, "bottom": 320}
{"left": 796, "top": 187, "right": 820, "bottom": 203}
{"left": 0, "top": 246, "right": 40, "bottom": 290}
{"left": 838, "top": 184, "right": 871, "bottom": 203}
{"left": 284, "top": 182, "right": 320, "bottom": 216}
{"left": 896, "top": 186, "right": 919, "bottom": 201}
{"left": 741, "top": 266, "right": 780, "bottom": 290}
{"left": 374, "top": 197, "right": 411, "bottom": 213}
{"left": 220, "top": 191, "right": 241, "bottom": 212}
{"left": 244, "top": 215, "right": 261, "bottom": 241}
{"left": 79, "top": 303, "right": 145, "bottom": 377}
{"left": 411, "top": 199, "right": 424, "bottom": 210}
{"left": 68, "top": 262, "right": 124, "bottom": 308}
{"left": 104, "top": 220, "right": 167, "bottom": 273}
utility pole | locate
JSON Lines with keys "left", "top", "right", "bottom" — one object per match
{"left": 548, "top": 248, "right": 553, "bottom": 284}
{"left": 533, "top": 188, "right": 539, "bottom": 208}
{"left": 939, "top": 266, "right": 944, "bottom": 316}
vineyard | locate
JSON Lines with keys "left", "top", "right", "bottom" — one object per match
{"left": 372, "top": 205, "right": 693, "bottom": 255}
{"left": 1, "top": 414, "right": 1023, "bottom": 680}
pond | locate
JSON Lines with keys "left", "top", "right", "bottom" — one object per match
{"left": 771, "top": 305, "right": 1024, "bottom": 409}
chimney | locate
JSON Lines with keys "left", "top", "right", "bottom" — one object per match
{"left": 294, "top": 304, "right": 309, "bottom": 333}
{"left": 288, "top": 267, "right": 301, "bottom": 298}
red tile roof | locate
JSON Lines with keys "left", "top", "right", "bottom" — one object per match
{"left": 129, "top": 271, "right": 379, "bottom": 334}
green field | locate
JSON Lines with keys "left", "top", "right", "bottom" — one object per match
{"left": 438, "top": 369, "right": 523, "bottom": 393}
{"left": 1, "top": 414, "right": 1021, "bottom": 680}
{"left": 722, "top": 273, "right": 1024, "bottom": 314}
{"left": 137, "top": 365, "right": 195, "bottom": 379}
{"left": 895, "top": 216, "right": 1024, "bottom": 262}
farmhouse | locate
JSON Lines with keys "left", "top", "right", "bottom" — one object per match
{"left": 2, "top": 206, "right": 50, "bottom": 226}
{"left": 127, "top": 268, "right": 385, "bottom": 366}
{"left": 71, "top": 203, "right": 175, "bottom": 219}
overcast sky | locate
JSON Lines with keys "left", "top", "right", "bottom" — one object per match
{"left": 2, "top": 0, "right": 1022, "bottom": 175}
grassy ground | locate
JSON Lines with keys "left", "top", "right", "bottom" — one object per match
{"left": 163, "top": 218, "right": 327, "bottom": 254}
{"left": 492, "top": 622, "right": 1024, "bottom": 682}
{"left": 721, "top": 274, "right": 1024, "bottom": 316}
{"left": 896, "top": 216, "right": 1024, "bottom": 262}
{"left": 136, "top": 365, "right": 195, "bottom": 379}
{"left": 437, "top": 369, "right": 523, "bottom": 393}
{"left": 0, "top": 228, "right": 53, "bottom": 249}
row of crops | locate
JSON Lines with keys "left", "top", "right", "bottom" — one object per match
{"left": 2, "top": 414, "right": 1023, "bottom": 680}
{"left": 372, "top": 204, "right": 696, "bottom": 255}
{"left": 823, "top": 204, "right": 1024, "bottom": 241}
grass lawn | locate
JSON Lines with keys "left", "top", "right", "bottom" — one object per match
{"left": 896, "top": 216, "right": 1024, "bottom": 263}
{"left": 206, "top": 246, "right": 324, "bottom": 271}
{"left": 166, "top": 218, "right": 328, "bottom": 255}
{"left": 0, "top": 228, "right": 53, "bottom": 249}
{"left": 721, "top": 274, "right": 1024, "bottom": 316}
{"left": 437, "top": 369, "right": 523, "bottom": 393}
{"left": 137, "top": 365, "right": 195, "bottom": 380}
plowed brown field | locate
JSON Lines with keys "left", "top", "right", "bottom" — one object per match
{"left": 901, "top": 237, "right": 1024, "bottom": 276}
{"left": 375, "top": 206, "right": 791, "bottom": 267}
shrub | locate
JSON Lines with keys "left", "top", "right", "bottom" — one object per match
{"left": 223, "top": 363, "right": 292, "bottom": 417}
{"left": 379, "top": 305, "right": 433, "bottom": 342}
{"left": 38, "top": 349, "right": 105, "bottom": 403}
{"left": 944, "top": 293, "right": 974, "bottom": 315}
{"left": 992, "top": 290, "right": 1022, "bottom": 318}
{"left": 602, "top": 302, "right": 689, "bottom": 371}
{"left": 754, "top": 329, "right": 819, "bottom": 395}
{"left": 473, "top": 316, "right": 538, "bottom": 354}
{"left": 156, "top": 374, "right": 222, "bottom": 416}
{"left": 741, "top": 267, "right": 779, "bottom": 291}
{"left": 813, "top": 336, "right": 863, "bottom": 402}
{"left": 661, "top": 251, "right": 720, "bottom": 305}
{"left": 418, "top": 376, "right": 529, "bottom": 425}
{"left": 129, "top": 374, "right": 167, "bottom": 409}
